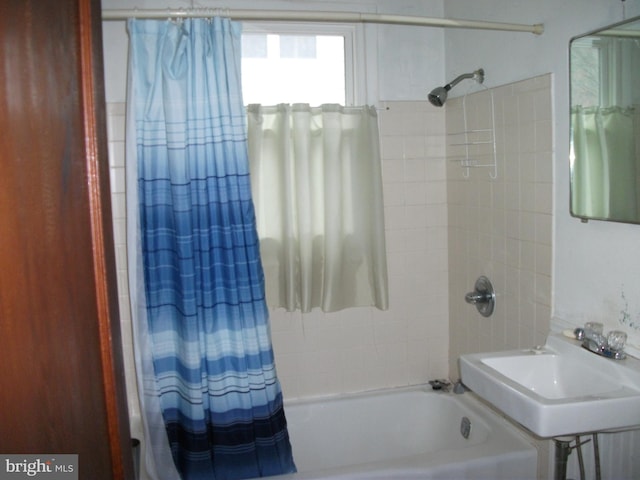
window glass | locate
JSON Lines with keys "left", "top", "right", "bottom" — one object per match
{"left": 279, "top": 35, "right": 316, "bottom": 58}
{"left": 242, "top": 34, "right": 267, "bottom": 58}
{"left": 241, "top": 31, "right": 348, "bottom": 106}
{"left": 570, "top": 38, "right": 599, "bottom": 107}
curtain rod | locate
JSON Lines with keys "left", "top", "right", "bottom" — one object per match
{"left": 101, "top": 8, "right": 544, "bottom": 35}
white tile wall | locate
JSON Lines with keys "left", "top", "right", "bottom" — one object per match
{"left": 270, "top": 101, "right": 450, "bottom": 399}
{"left": 447, "top": 74, "right": 553, "bottom": 376}
{"left": 105, "top": 100, "right": 449, "bottom": 409}
{"left": 107, "top": 77, "right": 552, "bottom": 408}
{"left": 105, "top": 103, "right": 142, "bottom": 433}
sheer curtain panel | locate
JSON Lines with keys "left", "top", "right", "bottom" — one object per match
{"left": 247, "top": 104, "right": 389, "bottom": 313}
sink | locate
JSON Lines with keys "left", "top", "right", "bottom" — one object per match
{"left": 459, "top": 333, "right": 640, "bottom": 438}
{"left": 481, "top": 353, "right": 621, "bottom": 400}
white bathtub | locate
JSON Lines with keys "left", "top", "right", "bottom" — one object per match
{"left": 276, "top": 386, "right": 537, "bottom": 479}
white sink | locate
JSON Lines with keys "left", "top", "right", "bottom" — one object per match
{"left": 459, "top": 333, "right": 640, "bottom": 438}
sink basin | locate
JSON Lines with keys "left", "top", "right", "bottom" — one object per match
{"left": 482, "top": 353, "right": 621, "bottom": 400}
{"left": 459, "top": 333, "right": 640, "bottom": 438}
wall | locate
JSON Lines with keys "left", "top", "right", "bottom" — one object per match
{"left": 102, "top": 0, "right": 640, "bottom": 477}
{"left": 105, "top": 104, "right": 448, "bottom": 401}
{"left": 271, "top": 102, "right": 448, "bottom": 398}
{"left": 105, "top": 102, "right": 139, "bottom": 428}
{"left": 101, "top": 0, "right": 446, "bottom": 103}
{"left": 447, "top": 75, "right": 553, "bottom": 374}
{"left": 441, "top": 2, "right": 640, "bottom": 478}
{"left": 442, "top": 0, "right": 640, "bottom": 347}
{"left": 101, "top": 0, "right": 450, "bottom": 426}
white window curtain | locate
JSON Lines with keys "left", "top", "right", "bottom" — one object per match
{"left": 571, "top": 105, "right": 639, "bottom": 221}
{"left": 247, "top": 103, "right": 389, "bottom": 313}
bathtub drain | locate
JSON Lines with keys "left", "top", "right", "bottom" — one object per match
{"left": 460, "top": 416, "right": 472, "bottom": 439}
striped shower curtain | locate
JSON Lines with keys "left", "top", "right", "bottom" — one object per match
{"left": 126, "top": 17, "right": 296, "bottom": 480}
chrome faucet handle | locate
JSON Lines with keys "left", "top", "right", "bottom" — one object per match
{"left": 464, "top": 291, "right": 492, "bottom": 304}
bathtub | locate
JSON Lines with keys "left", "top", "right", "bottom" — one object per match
{"left": 276, "top": 385, "right": 537, "bottom": 479}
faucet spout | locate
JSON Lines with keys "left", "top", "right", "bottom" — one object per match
{"left": 582, "top": 336, "right": 606, "bottom": 354}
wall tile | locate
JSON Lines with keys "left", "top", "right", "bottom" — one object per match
{"left": 106, "top": 109, "right": 125, "bottom": 142}
{"left": 404, "top": 158, "right": 427, "bottom": 181}
{"left": 105, "top": 103, "right": 140, "bottom": 424}
{"left": 108, "top": 98, "right": 451, "bottom": 402}
{"left": 269, "top": 101, "right": 449, "bottom": 399}
{"left": 447, "top": 75, "right": 553, "bottom": 376}
{"left": 109, "top": 166, "right": 126, "bottom": 195}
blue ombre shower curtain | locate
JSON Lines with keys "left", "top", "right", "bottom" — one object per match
{"left": 125, "top": 17, "right": 296, "bottom": 480}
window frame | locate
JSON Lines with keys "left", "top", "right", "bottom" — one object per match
{"left": 241, "top": 21, "right": 366, "bottom": 106}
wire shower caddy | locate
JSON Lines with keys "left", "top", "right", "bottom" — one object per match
{"left": 447, "top": 83, "right": 497, "bottom": 179}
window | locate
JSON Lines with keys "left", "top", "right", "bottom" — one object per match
{"left": 241, "top": 23, "right": 359, "bottom": 106}
{"left": 571, "top": 36, "right": 640, "bottom": 108}
{"left": 243, "top": 23, "right": 387, "bottom": 313}
{"left": 570, "top": 38, "right": 599, "bottom": 108}
{"left": 279, "top": 35, "right": 316, "bottom": 58}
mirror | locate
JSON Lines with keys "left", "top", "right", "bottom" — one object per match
{"left": 570, "top": 15, "right": 640, "bottom": 224}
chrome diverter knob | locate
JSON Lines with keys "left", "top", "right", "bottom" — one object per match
{"left": 464, "top": 276, "right": 495, "bottom": 317}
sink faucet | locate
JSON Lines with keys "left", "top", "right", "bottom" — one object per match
{"left": 574, "top": 327, "right": 626, "bottom": 360}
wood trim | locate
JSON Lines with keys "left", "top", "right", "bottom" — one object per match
{"left": 77, "top": 0, "right": 133, "bottom": 477}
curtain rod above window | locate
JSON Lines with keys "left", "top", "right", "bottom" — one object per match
{"left": 101, "top": 8, "right": 544, "bottom": 35}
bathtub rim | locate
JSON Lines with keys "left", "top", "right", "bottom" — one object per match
{"left": 278, "top": 383, "right": 540, "bottom": 479}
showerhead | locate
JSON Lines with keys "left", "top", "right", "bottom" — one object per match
{"left": 427, "top": 86, "right": 450, "bottom": 107}
{"left": 428, "top": 68, "right": 485, "bottom": 107}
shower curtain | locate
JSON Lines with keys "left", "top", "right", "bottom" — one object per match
{"left": 126, "top": 18, "right": 296, "bottom": 480}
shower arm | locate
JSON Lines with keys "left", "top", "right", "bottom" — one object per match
{"left": 444, "top": 69, "right": 484, "bottom": 92}
{"left": 428, "top": 68, "right": 485, "bottom": 107}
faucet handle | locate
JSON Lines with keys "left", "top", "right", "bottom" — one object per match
{"left": 607, "top": 330, "right": 627, "bottom": 353}
{"left": 584, "top": 321, "right": 604, "bottom": 339}
{"left": 573, "top": 327, "right": 585, "bottom": 340}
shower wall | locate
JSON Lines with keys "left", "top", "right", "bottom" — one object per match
{"left": 105, "top": 100, "right": 450, "bottom": 419}
{"left": 101, "top": 0, "right": 451, "bottom": 436}
{"left": 446, "top": 74, "right": 553, "bottom": 376}
{"left": 268, "top": 101, "right": 449, "bottom": 398}
{"left": 105, "top": 103, "right": 141, "bottom": 431}
{"left": 107, "top": 75, "right": 553, "bottom": 405}
{"left": 106, "top": 70, "right": 640, "bottom": 480}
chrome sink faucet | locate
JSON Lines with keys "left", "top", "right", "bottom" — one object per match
{"left": 573, "top": 325, "right": 627, "bottom": 360}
